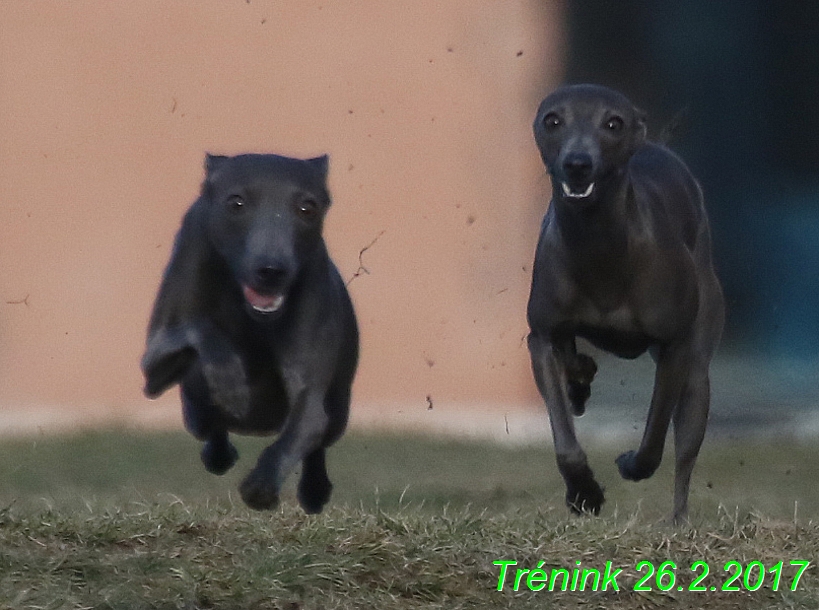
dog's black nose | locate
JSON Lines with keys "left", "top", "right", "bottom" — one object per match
{"left": 563, "top": 152, "right": 593, "bottom": 177}
{"left": 254, "top": 265, "right": 288, "bottom": 289}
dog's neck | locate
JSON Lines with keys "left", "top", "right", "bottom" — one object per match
{"left": 549, "top": 172, "right": 637, "bottom": 305}
{"left": 551, "top": 171, "right": 632, "bottom": 261}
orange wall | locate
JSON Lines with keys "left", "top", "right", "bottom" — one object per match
{"left": 0, "top": 2, "right": 564, "bottom": 418}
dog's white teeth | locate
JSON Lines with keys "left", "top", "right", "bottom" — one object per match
{"left": 561, "top": 182, "right": 595, "bottom": 199}
{"left": 252, "top": 295, "right": 285, "bottom": 314}
{"left": 243, "top": 284, "right": 286, "bottom": 314}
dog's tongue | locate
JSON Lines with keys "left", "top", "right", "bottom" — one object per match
{"left": 242, "top": 285, "right": 284, "bottom": 314}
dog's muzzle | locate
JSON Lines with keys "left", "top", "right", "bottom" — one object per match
{"left": 241, "top": 263, "right": 291, "bottom": 315}
{"left": 558, "top": 151, "right": 596, "bottom": 200}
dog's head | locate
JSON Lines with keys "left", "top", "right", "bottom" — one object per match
{"left": 533, "top": 84, "right": 646, "bottom": 205}
{"left": 202, "top": 153, "right": 331, "bottom": 320}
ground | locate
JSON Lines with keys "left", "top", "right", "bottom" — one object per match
{"left": 0, "top": 429, "right": 817, "bottom": 609}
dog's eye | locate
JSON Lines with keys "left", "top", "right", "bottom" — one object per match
{"left": 296, "top": 198, "right": 319, "bottom": 220}
{"left": 604, "top": 117, "right": 624, "bottom": 132}
{"left": 226, "top": 195, "right": 245, "bottom": 211}
{"left": 543, "top": 112, "right": 561, "bottom": 130}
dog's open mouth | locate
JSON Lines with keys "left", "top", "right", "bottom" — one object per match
{"left": 561, "top": 182, "right": 595, "bottom": 199}
{"left": 242, "top": 285, "right": 285, "bottom": 314}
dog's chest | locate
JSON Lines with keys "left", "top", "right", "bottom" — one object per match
{"left": 573, "top": 301, "right": 654, "bottom": 359}
{"left": 573, "top": 297, "right": 638, "bottom": 333}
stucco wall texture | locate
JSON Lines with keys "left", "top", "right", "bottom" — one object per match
{"left": 0, "top": 2, "right": 564, "bottom": 431}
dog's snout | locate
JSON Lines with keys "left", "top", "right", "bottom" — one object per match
{"left": 563, "top": 152, "right": 593, "bottom": 177}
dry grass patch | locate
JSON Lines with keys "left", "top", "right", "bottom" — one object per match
{"left": 0, "top": 500, "right": 816, "bottom": 609}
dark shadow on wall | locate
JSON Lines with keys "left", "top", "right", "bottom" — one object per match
{"left": 562, "top": 1, "right": 819, "bottom": 356}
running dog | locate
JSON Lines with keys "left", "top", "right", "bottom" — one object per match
{"left": 142, "top": 153, "right": 358, "bottom": 514}
{"left": 526, "top": 84, "right": 724, "bottom": 522}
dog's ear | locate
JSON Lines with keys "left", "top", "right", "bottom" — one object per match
{"left": 203, "top": 154, "right": 231, "bottom": 200}
{"left": 205, "top": 153, "right": 229, "bottom": 176}
{"left": 634, "top": 108, "right": 648, "bottom": 145}
{"left": 657, "top": 106, "right": 689, "bottom": 145}
{"left": 306, "top": 154, "right": 329, "bottom": 182}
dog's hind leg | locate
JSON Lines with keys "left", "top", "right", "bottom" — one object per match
{"left": 181, "top": 374, "right": 239, "bottom": 475}
{"left": 670, "top": 277, "right": 723, "bottom": 522}
{"left": 671, "top": 368, "right": 710, "bottom": 523}
{"left": 528, "top": 332, "right": 605, "bottom": 514}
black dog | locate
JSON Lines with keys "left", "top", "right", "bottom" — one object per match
{"left": 141, "top": 153, "right": 358, "bottom": 514}
{"left": 526, "top": 85, "right": 724, "bottom": 522}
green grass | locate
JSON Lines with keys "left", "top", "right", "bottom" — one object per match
{"left": 1, "top": 428, "right": 817, "bottom": 520}
{"left": 0, "top": 429, "right": 818, "bottom": 608}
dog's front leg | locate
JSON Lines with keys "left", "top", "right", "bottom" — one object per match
{"left": 142, "top": 320, "right": 250, "bottom": 418}
{"left": 616, "top": 341, "right": 691, "bottom": 482}
{"left": 239, "top": 367, "right": 329, "bottom": 512}
{"left": 528, "top": 332, "right": 605, "bottom": 515}
{"left": 142, "top": 325, "right": 198, "bottom": 398}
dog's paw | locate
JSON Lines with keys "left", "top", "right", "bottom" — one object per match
{"left": 568, "top": 382, "right": 591, "bottom": 416}
{"left": 141, "top": 328, "right": 197, "bottom": 398}
{"left": 565, "top": 478, "right": 605, "bottom": 516}
{"left": 558, "top": 458, "right": 605, "bottom": 515}
{"left": 298, "top": 473, "right": 333, "bottom": 515}
{"left": 566, "top": 353, "right": 597, "bottom": 416}
{"left": 572, "top": 353, "right": 598, "bottom": 383}
{"left": 201, "top": 438, "right": 239, "bottom": 475}
{"left": 615, "top": 450, "right": 658, "bottom": 481}
{"left": 239, "top": 471, "right": 280, "bottom": 511}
